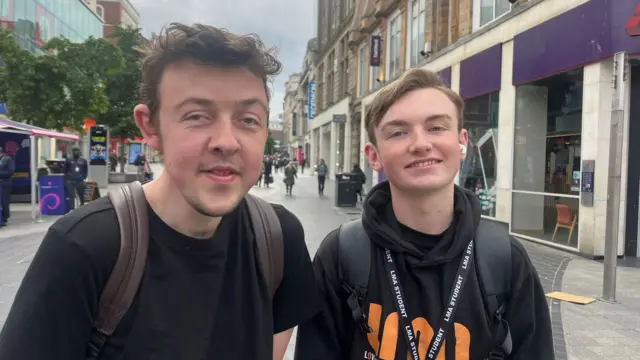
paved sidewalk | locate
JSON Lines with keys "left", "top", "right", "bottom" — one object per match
{"left": 560, "top": 259, "right": 640, "bottom": 359}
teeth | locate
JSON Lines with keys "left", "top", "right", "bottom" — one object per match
{"left": 410, "top": 160, "right": 438, "bottom": 168}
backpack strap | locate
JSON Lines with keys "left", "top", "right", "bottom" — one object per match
{"left": 337, "top": 219, "right": 372, "bottom": 334}
{"left": 245, "top": 194, "right": 284, "bottom": 297}
{"left": 87, "top": 181, "right": 149, "bottom": 359}
{"left": 475, "top": 219, "right": 513, "bottom": 358}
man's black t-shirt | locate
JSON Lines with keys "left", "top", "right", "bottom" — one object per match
{"left": 0, "top": 196, "right": 319, "bottom": 360}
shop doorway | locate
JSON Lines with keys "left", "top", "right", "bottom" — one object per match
{"left": 624, "top": 62, "right": 640, "bottom": 258}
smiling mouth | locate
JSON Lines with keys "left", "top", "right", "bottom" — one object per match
{"left": 406, "top": 160, "right": 442, "bottom": 168}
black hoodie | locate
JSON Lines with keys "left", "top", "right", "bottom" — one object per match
{"left": 295, "top": 182, "right": 554, "bottom": 360}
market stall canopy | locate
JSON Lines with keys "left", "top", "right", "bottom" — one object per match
{"left": 0, "top": 115, "right": 80, "bottom": 141}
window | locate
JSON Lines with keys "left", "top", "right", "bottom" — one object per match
{"left": 409, "top": 0, "right": 425, "bottom": 67}
{"left": 387, "top": 13, "right": 401, "bottom": 79}
{"left": 327, "top": 53, "right": 335, "bottom": 105}
{"left": 478, "top": 0, "right": 511, "bottom": 28}
{"left": 358, "top": 45, "right": 366, "bottom": 96}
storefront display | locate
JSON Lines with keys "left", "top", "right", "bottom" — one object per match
{"left": 511, "top": 70, "right": 583, "bottom": 248}
{"left": 460, "top": 92, "right": 499, "bottom": 217}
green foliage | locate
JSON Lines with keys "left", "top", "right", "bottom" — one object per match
{"left": 0, "top": 28, "right": 125, "bottom": 131}
{"left": 96, "top": 26, "right": 145, "bottom": 141}
{"left": 264, "top": 132, "right": 276, "bottom": 155}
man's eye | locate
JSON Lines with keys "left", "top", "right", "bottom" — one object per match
{"left": 185, "top": 113, "right": 205, "bottom": 121}
{"left": 390, "top": 131, "right": 406, "bottom": 137}
{"left": 242, "top": 117, "right": 259, "bottom": 126}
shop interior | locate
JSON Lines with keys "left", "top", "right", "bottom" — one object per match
{"left": 624, "top": 61, "right": 640, "bottom": 258}
{"left": 460, "top": 92, "right": 499, "bottom": 217}
{"left": 511, "top": 69, "right": 583, "bottom": 248}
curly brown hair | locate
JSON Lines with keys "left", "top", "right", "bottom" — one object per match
{"left": 139, "top": 23, "right": 282, "bottom": 122}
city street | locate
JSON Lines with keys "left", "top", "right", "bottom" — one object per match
{"left": 0, "top": 168, "right": 639, "bottom": 359}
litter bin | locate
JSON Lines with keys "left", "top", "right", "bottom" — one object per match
{"left": 335, "top": 172, "right": 358, "bottom": 207}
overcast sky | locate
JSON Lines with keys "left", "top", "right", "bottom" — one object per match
{"left": 129, "top": 0, "right": 316, "bottom": 120}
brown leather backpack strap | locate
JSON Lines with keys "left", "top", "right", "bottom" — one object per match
{"left": 245, "top": 194, "right": 284, "bottom": 297}
{"left": 94, "top": 181, "right": 149, "bottom": 335}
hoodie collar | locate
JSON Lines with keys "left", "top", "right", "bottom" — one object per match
{"left": 361, "top": 181, "right": 481, "bottom": 265}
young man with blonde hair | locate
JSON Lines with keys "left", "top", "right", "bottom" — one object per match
{"left": 295, "top": 68, "right": 553, "bottom": 359}
{"left": 0, "top": 23, "right": 319, "bottom": 360}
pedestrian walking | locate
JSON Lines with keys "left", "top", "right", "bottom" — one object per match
{"left": 294, "top": 68, "right": 553, "bottom": 360}
{"left": 63, "top": 147, "right": 88, "bottom": 209}
{"left": 284, "top": 161, "right": 297, "bottom": 195}
{"left": 316, "top": 158, "right": 328, "bottom": 196}
{"left": 352, "top": 164, "right": 366, "bottom": 201}
{"left": 0, "top": 23, "right": 319, "bottom": 360}
{"left": 0, "top": 146, "right": 15, "bottom": 224}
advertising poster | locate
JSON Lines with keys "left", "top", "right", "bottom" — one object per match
{"left": 0, "top": 132, "right": 29, "bottom": 189}
{"left": 39, "top": 175, "right": 66, "bottom": 215}
{"left": 128, "top": 143, "right": 142, "bottom": 164}
{"left": 89, "top": 126, "right": 108, "bottom": 165}
{"left": 35, "top": 4, "right": 54, "bottom": 48}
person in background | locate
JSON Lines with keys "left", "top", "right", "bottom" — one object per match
{"left": 316, "top": 158, "right": 328, "bottom": 196}
{"left": 284, "top": 161, "right": 298, "bottom": 195}
{"left": 0, "top": 146, "right": 15, "bottom": 224}
{"left": 263, "top": 155, "right": 273, "bottom": 188}
{"left": 300, "top": 157, "right": 306, "bottom": 174}
{"left": 64, "top": 147, "right": 88, "bottom": 208}
{"left": 134, "top": 152, "right": 148, "bottom": 182}
{"left": 352, "top": 164, "right": 366, "bottom": 202}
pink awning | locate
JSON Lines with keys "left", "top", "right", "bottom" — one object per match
{"left": 0, "top": 116, "right": 80, "bottom": 140}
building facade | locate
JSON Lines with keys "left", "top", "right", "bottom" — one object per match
{"left": 333, "top": 0, "right": 640, "bottom": 258}
{"left": 283, "top": 73, "right": 301, "bottom": 158}
{"left": 308, "top": 0, "right": 357, "bottom": 176}
{"left": 97, "top": 0, "right": 140, "bottom": 37}
{"left": 0, "top": 0, "right": 104, "bottom": 53}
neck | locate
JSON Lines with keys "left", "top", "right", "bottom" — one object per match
{"left": 390, "top": 182, "right": 455, "bottom": 235}
{"left": 143, "top": 172, "right": 222, "bottom": 239}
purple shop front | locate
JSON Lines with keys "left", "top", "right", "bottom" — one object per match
{"left": 459, "top": 44, "right": 503, "bottom": 100}
{"left": 513, "top": 0, "right": 640, "bottom": 85}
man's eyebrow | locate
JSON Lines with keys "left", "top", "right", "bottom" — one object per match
{"left": 174, "top": 97, "right": 215, "bottom": 110}
{"left": 380, "top": 119, "right": 410, "bottom": 132}
{"left": 237, "top": 98, "right": 269, "bottom": 115}
{"left": 173, "top": 97, "right": 269, "bottom": 115}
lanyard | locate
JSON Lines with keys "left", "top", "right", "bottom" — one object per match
{"left": 383, "top": 240, "right": 474, "bottom": 360}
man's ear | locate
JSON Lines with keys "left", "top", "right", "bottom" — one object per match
{"left": 134, "top": 104, "right": 161, "bottom": 152}
{"left": 364, "top": 143, "right": 383, "bottom": 172}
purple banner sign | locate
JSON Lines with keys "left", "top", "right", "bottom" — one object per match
{"left": 459, "top": 44, "right": 502, "bottom": 100}
{"left": 513, "top": 0, "right": 640, "bottom": 85}
{"left": 438, "top": 67, "right": 452, "bottom": 88}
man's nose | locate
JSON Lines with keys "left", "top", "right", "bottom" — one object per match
{"left": 207, "top": 118, "right": 241, "bottom": 155}
{"left": 408, "top": 128, "right": 433, "bottom": 153}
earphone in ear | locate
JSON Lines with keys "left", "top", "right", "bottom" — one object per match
{"left": 460, "top": 144, "right": 467, "bottom": 156}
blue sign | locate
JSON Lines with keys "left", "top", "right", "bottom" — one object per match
{"left": 0, "top": 103, "right": 8, "bottom": 115}
{"left": 89, "top": 126, "right": 108, "bottom": 165}
{"left": 39, "top": 175, "right": 67, "bottom": 215}
{"left": 307, "top": 82, "right": 316, "bottom": 120}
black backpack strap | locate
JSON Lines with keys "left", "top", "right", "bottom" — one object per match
{"left": 87, "top": 181, "right": 149, "bottom": 359}
{"left": 475, "top": 219, "right": 513, "bottom": 358}
{"left": 245, "top": 194, "right": 284, "bottom": 298}
{"left": 337, "top": 219, "right": 372, "bottom": 334}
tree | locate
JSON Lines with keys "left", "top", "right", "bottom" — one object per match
{"left": 0, "top": 28, "right": 125, "bottom": 130}
{"left": 264, "top": 132, "right": 276, "bottom": 155}
{"left": 96, "top": 26, "right": 145, "bottom": 172}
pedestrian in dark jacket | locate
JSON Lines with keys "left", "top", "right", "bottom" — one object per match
{"left": 64, "top": 147, "right": 88, "bottom": 208}
{"left": 0, "top": 146, "right": 15, "bottom": 223}
{"left": 284, "top": 161, "right": 297, "bottom": 195}
{"left": 352, "top": 164, "right": 366, "bottom": 201}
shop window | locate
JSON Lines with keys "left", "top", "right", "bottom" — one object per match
{"left": 511, "top": 69, "right": 583, "bottom": 248}
{"left": 475, "top": 0, "right": 511, "bottom": 29}
{"left": 387, "top": 13, "right": 401, "bottom": 80}
{"left": 358, "top": 44, "right": 367, "bottom": 96}
{"left": 409, "top": 0, "right": 426, "bottom": 67}
{"left": 460, "top": 92, "right": 499, "bottom": 217}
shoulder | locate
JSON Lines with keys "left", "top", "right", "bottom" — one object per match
{"left": 270, "top": 203, "right": 303, "bottom": 242}
{"left": 49, "top": 196, "right": 121, "bottom": 271}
